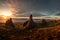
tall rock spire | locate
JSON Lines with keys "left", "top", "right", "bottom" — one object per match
{"left": 23, "top": 14, "right": 37, "bottom": 29}
{"left": 29, "top": 14, "right": 33, "bottom": 21}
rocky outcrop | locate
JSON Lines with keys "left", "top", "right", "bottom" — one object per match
{"left": 23, "top": 14, "right": 37, "bottom": 29}
{"left": 5, "top": 18, "right": 15, "bottom": 29}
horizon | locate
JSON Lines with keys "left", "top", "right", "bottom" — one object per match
{"left": 0, "top": 16, "right": 60, "bottom": 23}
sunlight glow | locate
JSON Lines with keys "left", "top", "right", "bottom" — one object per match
{"left": 0, "top": 10, "right": 13, "bottom": 23}
{"left": 1, "top": 10, "right": 13, "bottom": 19}
{"left": 2, "top": 11, "right": 12, "bottom": 16}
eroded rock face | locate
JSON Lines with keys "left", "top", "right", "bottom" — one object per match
{"left": 23, "top": 14, "right": 37, "bottom": 29}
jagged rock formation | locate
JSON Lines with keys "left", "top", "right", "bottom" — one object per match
{"left": 5, "top": 18, "right": 15, "bottom": 29}
{"left": 23, "top": 14, "right": 37, "bottom": 29}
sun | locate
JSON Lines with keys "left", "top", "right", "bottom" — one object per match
{"left": 2, "top": 12, "right": 12, "bottom": 19}
{"left": 0, "top": 10, "right": 13, "bottom": 23}
{"left": 2, "top": 10, "right": 12, "bottom": 19}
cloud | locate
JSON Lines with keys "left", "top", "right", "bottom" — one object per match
{"left": 0, "top": 0, "right": 60, "bottom": 17}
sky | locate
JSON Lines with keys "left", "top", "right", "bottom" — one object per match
{"left": 0, "top": 0, "right": 60, "bottom": 17}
